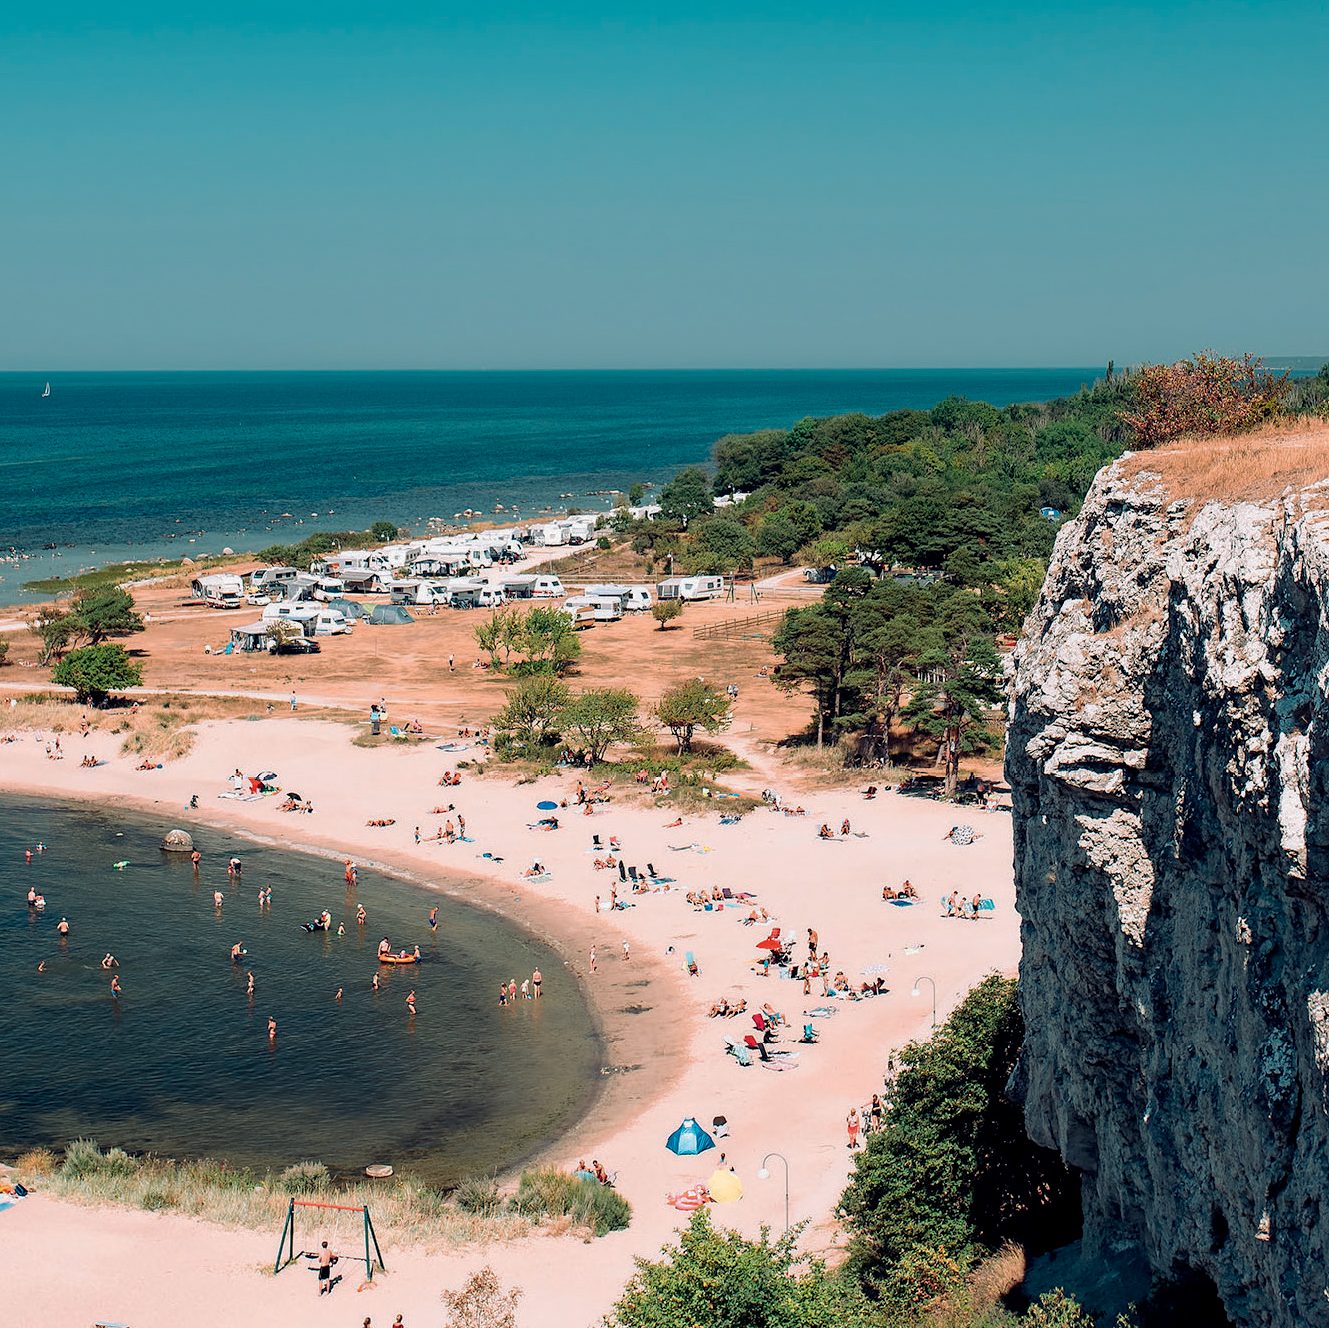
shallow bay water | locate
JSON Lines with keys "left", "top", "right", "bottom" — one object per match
{"left": 0, "top": 796, "right": 601, "bottom": 1184}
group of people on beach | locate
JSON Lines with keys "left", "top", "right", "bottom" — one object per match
{"left": 497, "top": 969, "right": 543, "bottom": 1005}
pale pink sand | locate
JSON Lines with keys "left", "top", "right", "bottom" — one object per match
{"left": 1, "top": 715, "right": 1016, "bottom": 1327}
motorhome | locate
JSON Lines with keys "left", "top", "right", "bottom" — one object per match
{"left": 338, "top": 567, "right": 392, "bottom": 595}
{"left": 499, "top": 575, "right": 535, "bottom": 600}
{"left": 246, "top": 566, "right": 299, "bottom": 601}
{"left": 657, "top": 575, "right": 726, "bottom": 602}
{"left": 563, "top": 515, "right": 599, "bottom": 545}
{"left": 409, "top": 555, "right": 473, "bottom": 578}
{"left": 191, "top": 573, "right": 245, "bottom": 609}
{"left": 260, "top": 603, "right": 351, "bottom": 636}
{"left": 563, "top": 594, "right": 623, "bottom": 623}
{"left": 584, "top": 583, "right": 653, "bottom": 612}
{"left": 531, "top": 574, "right": 564, "bottom": 598}
{"left": 389, "top": 579, "right": 453, "bottom": 607}
{"left": 289, "top": 573, "right": 345, "bottom": 602}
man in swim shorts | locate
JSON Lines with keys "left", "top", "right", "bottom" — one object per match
{"left": 317, "top": 1241, "right": 336, "bottom": 1294}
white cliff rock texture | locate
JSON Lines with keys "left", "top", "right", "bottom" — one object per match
{"left": 1008, "top": 450, "right": 1329, "bottom": 1328}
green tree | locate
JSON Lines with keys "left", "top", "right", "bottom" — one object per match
{"left": 52, "top": 644, "right": 143, "bottom": 706}
{"left": 29, "top": 605, "right": 74, "bottom": 664}
{"left": 852, "top": 609, "right": 923, "bottom": 764}
{"left": 654, "top": 678, "right": 731, "bottom": 754}
{"left": 370, "top": 520, "right": 399, "bottom": 543}
{"left": 756, "top": 512, "right": 803, "bottom": 563}
{"left": 691, "top": 517, "right": 755, "bottom": 573}
{"left": 560, "top": 688, "right": 640, "bottom": 763}
{"left": 607, "top": 1210, "right": 875, "bottom": 1328}
{"left": 627, "top": 482, "right": 646, "bottom": 507}
{"left": 658, "top": 467, "right": 713, "bottom": 525}
{"left": 491, "top": 676, "right": 571, "bottom": 754}
{"left": 66, "top": 586, "right": 145, "bottom": 646}
{"left": 904, "top": 593, "right": 1003, "bottom": 798}
{"left": 474, "top": 610, "right": 520, "bottom": 669}
{"left": 651, "top": 600, "right": 684, "bottom": 631}
{"left": 514, "top": 605, "right": 582, "bottom": 675}
{"left": 838, "top": 975, "right": 1077, "bottom": 1298}
{"left": 263, "top": 619, "right": 305, "bottom": 652}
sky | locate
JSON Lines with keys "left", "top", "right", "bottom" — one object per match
{"left": 3, "top": 2, "right": 1326, "bottom": 370}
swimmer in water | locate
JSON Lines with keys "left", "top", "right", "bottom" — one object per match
{"left": 428, "top": 906, "right": 438, "bottom": 932}
{"left": 213, "top": 891, "right": 224, "bottom": 908}
{"left": 37, "top": 961, "right": 46, "bottom": 973}
{"left": 356, "top": 904, "right": 366, "bottom": 926}
{"left": 27, "top": 885, "right": 37, "bottom": 905}
{"left": 110, "top": 976, "right": 122, "bottom": 997}
{"left": 57, "top": 917, "right": 70, "bottom": 937}
{"left": 405, "top": 989, "right": 416, "bottom": 1016}
{"left": 191, "top": 850, "right": 201, "bottom": 873}
{"left": 230, "top": 941, "right": 245, "bottom": 962}
{"left": 101, "top": 953, "right": 117, "bottom": 969}
{"left": 413, "top": 944, "right": 421, "bottom": 960}
{"left": 267, "top": 1016, "right": 277, "bottom": 1041}
{"left": 337, "top": 922, "right": 345, "bottom": 936}
{"left": 334, "top": 987, "right": 343, "bottom": 1001}
{"left": 378, "top": 936, "right": 391, "bottom": 957}
{"left": 371, "top": 971, "right": 380, "bottom": 992}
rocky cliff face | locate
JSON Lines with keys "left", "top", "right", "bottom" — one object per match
{"left": 1007, "top": 452, "right": 1329, "bottom": 1328}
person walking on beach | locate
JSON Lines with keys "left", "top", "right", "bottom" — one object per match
{"left": 846, "top": 1107, "right": 861, "bottom": 1150}
{"left": 589, "top": 945, "right": 597, "bottom": 974}
{"left": 290, "top": 691, "right": 298, "bottom": 712}
{"left": 448, "top": 653, "right": 455, "bottom": 672}
{"left": 622, "top": 939, "right": 630, "bottom": 962}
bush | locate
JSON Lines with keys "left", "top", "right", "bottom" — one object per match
{"left": 608, "top": 1210, "right": 876, "bottom": 1328}
{"left": 370, "top": 520, "right": 399, "bottom": 542}
{"left": 511, "top": 1167, "right": 631, "bottom": 1236}
{"left": 279, "top": 1160, "right": 330, "bottom": 1194}
{"left": 651, "top": 599, "right": 684, "bottom": 630}
{"left": 15, "top": 1147, "right": 57, "bottom": 1177}
{"left": 1123, "top": 351, "right": 1290, "bottom": 447}
{"left": 60, "top": 1138, "right": 140, "bottom": 1181}
{"left": 453, "top": 1174, "right": 501, "bottom": 1216}
{"left": 838, "top": 975, "right": 1078, "bottom": 1298}
{"left": 0, "top": 637, "right": 9, "bottom": 665}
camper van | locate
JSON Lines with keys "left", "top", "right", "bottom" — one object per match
{"left": 389, "top": 579, "right": 449, "bottom": 607}
{"left": 657, "top": 575, "right": 726, "bottom": 602}
{"left": 247, "top": 567, "right": 298, "bottom": 602}
{"left": 531, "top": 574, "right": 565, "bottom": 598}
{"left": 191, "top": 573, "right": 245, "bottom": 610}
{"left": 260, "top": 603, "right": 351, "bottom": 637}
{"left": 584, "top": 583, "right": 653, "bottom": 612}
{"left": 563, "top": 595, "right": 623, "bottom": 623}
{"left": 288, "top": 573, "right": 345, "bottom": 602}
{"left": 559, "top": 603, "right": 597, "bottom": 630}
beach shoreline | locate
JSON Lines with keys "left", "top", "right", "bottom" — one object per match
{"left": 2, "top": 711, "right": 1019, "bottom": 1327}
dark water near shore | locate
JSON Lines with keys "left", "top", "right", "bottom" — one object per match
{"left": 0, "top": 368, "right": 1101, "bottom": 603}
{"left": 0, "top": 796, "right": 600, "bottom": 1184}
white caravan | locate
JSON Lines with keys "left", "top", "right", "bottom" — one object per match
{"left": 191, "top": 573, "right": 245, "bottom": 609}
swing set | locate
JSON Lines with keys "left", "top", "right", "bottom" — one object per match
{"left": 273, "top": 1197, "right": 386, "bottom": 1281}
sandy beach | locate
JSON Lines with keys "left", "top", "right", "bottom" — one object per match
{"left": 1, "top": 701, "right": 1016, "bottom": 1328}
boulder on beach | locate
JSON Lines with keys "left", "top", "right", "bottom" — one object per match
{"left": 222, "top": 547, "right": 234, "bottom": 555}
{"left": 181, "top": 556, "right": 195, "bottom": 566}
{"left": 161, "top": 829, "right": 194, "bottom": 853}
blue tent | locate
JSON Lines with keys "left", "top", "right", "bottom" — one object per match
{"left": 665, "top": 1118, "right": 715, "bottom": 1156}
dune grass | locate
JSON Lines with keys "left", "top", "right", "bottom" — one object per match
{"left": 11, "top": 1143, "right": 629, "bottom": 1248}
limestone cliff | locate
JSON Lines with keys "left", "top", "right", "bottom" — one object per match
{"left": 1007, "top": 440, "right": 1329, "bottom": 1328}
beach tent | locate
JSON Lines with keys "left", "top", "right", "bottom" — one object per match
{"left": 665, "top": 1118, "right": 715, "bottom": 1156}
{"left": 706, "top": 1169, "right": 743, "bottom": 1203}
{"left": 369, "top": 604, "right": 415, "bottom": 625}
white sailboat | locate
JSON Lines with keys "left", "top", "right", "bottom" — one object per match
{"left": 41, "top": 381, "right": 51, "bottom": 398}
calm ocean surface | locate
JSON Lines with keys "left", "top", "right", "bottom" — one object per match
{"left": 0, "top": 369, "right": 1100, "bottom": 603}
{"left": 0, "top": 796, "right": 601, "bottom": 1182}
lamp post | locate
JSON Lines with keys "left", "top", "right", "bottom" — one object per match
{"left": 757, "top": 1151, "right": 790, "bottom": 1232}
{"left": 911, "top": 975, "right": 938, "bottom": 1028}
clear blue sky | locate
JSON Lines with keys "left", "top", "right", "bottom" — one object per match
{"left": 5, "top": 2, "right": 1326, "bottom": 370}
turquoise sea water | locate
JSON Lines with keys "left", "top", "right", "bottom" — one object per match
{"left": 0, "top": 796, "right": 600, "bottom": 1183}
{"left": 0, "top": 369, "right": 1101, "bottom": 604}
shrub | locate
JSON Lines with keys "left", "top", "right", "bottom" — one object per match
{"left": 279, "top": 1160, "right": 330, "bottom": 1194}
{"left": 15, "top": 1147, "right": 57, "bottom": 1177}
{"left": 0, "top": 637, "right": 9, "bottom": 665}
{"left": 441, "top": 1266, "right": 522, "bottom": 1328}
{"left": 61, "top": 1138, "right": 110, "bottom": 1180}
{"left": 1123, "top": 351, "right": 1290, "bottom": 447}
{"left": 655, "top": 678, "right": 731, "bottom": 753}
{"left": 511, "top": 1167, "right": 631, "bottom": 1236}
{"left": 651, "top": 599, "right": 684, "bottom": 630}
{"left": 838, "top": 975, "right": 1078, "bottom": 1298}
{"left": 453, "top": 1174, "right": 501, "bottom": 1217}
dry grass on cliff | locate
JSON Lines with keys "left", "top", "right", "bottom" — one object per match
{"left": 1120, "top": 419, "right": 1329, "bottom": 505}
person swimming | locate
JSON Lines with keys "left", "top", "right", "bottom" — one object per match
{"left": 246, "top": 970, "right": 255, "bottom": 996}
{"left": 110, "top": 975, "right": 122, "bottom": 997}
{"left": 230, "top": 941, "right": 246, "bottom": 962}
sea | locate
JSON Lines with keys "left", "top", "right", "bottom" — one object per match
{"left": 0, "top": 369, "right": 1102, "bottom": 605}
{"left": 0, "top": 795, "right": 601, "bottom": 1182}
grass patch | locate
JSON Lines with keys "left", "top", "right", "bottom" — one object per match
{"left": 510, "top": 1167, "right": 632, "bottom": 1236}
{"left": 12, "top": 1144, "right": 629, "bottom": 1247}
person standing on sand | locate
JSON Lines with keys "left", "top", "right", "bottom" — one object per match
{"left": 290, "top": 691, "right": 298, "bottom": 713}
{"left": 531, "top": 967, "right": 542, "bottom": 998}
{"left": 622, "top": 940, "right": 630, "bottom": 962}
{"left": 846, "top": 1107, "right": 860, "bottom": 1149}
{"left": 589, "top": 946, "right": 597, "bottom": 974}
{"left": 317, "top": 1241, "right": 335, "bottom": 1294}
{"left": 449, "top": 653, "right": 455, "bottom": 672}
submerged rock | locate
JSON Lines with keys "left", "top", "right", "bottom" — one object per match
{"left": 161, "top": 829, "right": 194, "bottom": 853}
{"left": 1008, "top": 441, "right": 1329, "bottom": 1328}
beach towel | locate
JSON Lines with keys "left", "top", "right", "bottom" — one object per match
{"left": 888, "top": 898, "right": 917, "bottom": 907}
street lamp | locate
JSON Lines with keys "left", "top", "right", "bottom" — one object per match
{"left": 911, "top": 975, "right": 938, "bottom": 1028}
{"left": 757, "top": 1151, "right": 790, "bottom": 1232}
